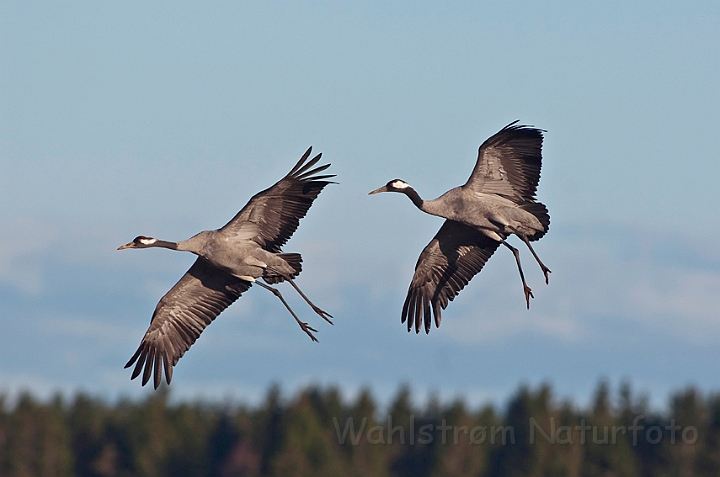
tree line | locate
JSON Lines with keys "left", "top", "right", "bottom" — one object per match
{"left": 0, "top": 381, "right": 718, "bottom": 476}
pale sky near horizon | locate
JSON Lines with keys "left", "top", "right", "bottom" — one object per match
{"left": 1, "top": 1, "right": 719, "bottom": 409}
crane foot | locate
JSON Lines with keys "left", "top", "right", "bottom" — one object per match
{"left": 524, "top": 285, "right": 534, "bottom": 309}
{"left": 311, "top": 306, "right": 334, "bottom": 324}
{"left": 299, "top": 322, "right": 319, "bottom": 342}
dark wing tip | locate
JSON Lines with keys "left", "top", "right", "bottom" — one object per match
{"left": 292, "top": 152, "right": 325, "bottom": 178}
{"left": 126, "top": 346, "right": 174, "bottom": 388}
{"left": 296, "top": 163, "right": 331, "bottom": 180}
{"left": 286, "top": 147, "right": 314, "bottom": 176}
{"left": 479, "top": 120, "right": 544, "bottom": 148}
{"left": 309, "top": 175, "right": 337, "bottom": 182}
{"left": 499, "top": 120, "right": 546, "bottom": 133}
{"left": 423, "top": 297, "right": 432, "bottom": 334}
{"left": 152, "top": 354, "right": 160, "bottom": 389}
{"left": 496, "top": 121, "right": 544, "bottom": 139}
{"left": 478, "top": 121, "right": 543, "bottom": 154}
{"left": 125, "top": 339, "right": 166, "bottom": 388}
{"left": 130, "top": 347, "right": 147, "bottom": 379}
{"left": 141, "top": 352, "right": 154, "bottom": 386}
{"left": 124, "top": 346, "right": 142, "bottom": 369}
{"left": 165, "top": 358, "right": 174, "bottom": 385}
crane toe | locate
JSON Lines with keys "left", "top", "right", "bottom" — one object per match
{"left": 312, "top": 306, "right": 334, "bottom": 324}
{"left": 524, "top": 286, "right": 534, "bottom": 309}
{"left": 299, "top": 322, "right": 319, "bottom": 342}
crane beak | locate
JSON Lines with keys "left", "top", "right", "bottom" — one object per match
{"left": 117, "top": 242, "right": 134, "bottom": 250}
{"left": 368, "top": 185, "right": 389, "bottom": 195}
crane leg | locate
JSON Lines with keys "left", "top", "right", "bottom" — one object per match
{"left": 254, "top": 281, "right": 319, "bottom": 342}
{"left": 284, "top": 277, "right": 333, "bottom": 324}
{"left": 503, "top": 241, "right": 534, "bottom": 309}
{"left": 520, "top": 236, "right": 551, "bottom": 284}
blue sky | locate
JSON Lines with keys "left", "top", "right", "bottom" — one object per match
{"left": 1, "top": 1, "right": 719, "bottom": 409}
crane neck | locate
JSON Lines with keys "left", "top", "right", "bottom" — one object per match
{"left": 402, "top": 187, "right": 424, "bottom": 210}
{"left": 149, "top": 240, "right": 180, "bottom": 250}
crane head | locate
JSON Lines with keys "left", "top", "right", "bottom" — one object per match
{"left": 368, "top": 179, "right": 411, "bottom": 195}
{"left": 117, "top": 236, "right": 157, "bottom": 250}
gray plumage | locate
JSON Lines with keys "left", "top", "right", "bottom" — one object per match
{"left": 369, "top": 121, "right": 551, "bottom": 334}
{"left": 119, "top": 147, "right": 334, "bottom": 388}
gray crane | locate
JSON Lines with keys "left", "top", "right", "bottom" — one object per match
{"left": 118, "top": 147, "right": 334, "bottom": 388}
{"left": 369, "top": 121, "right": 550, "bottom": 334}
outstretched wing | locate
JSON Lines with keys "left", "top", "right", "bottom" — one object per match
{"left": 125, "top": 257, "right": 251, "bottom": 389}
{"left": 402, "top": 220, "right": 500, "bottom": 334}
{"left": 464, "top": 121, "right": 544, "bottom": 203}
{"left": 220, "top": 147, "right": 335, "bottom": 253}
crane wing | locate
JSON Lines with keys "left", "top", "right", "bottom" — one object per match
{"left": 402, "top": 220, "right": 500, "bottom": 334}
{"left": 219, "top": 147, "right": 335, "bottom": 253}
{"left": 125, "top": 257, "right": 251, "bottom": 389}
{"left": 464, "top": 121, "right": 544, "bottom": 203}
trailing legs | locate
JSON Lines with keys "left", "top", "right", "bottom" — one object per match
{"left": 503, "top": 241, "right": 534, "bottom": 309}
{"left": 254, "top": 281, "right": 319, "bottom": 342}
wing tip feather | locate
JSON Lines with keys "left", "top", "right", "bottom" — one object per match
{"left": 287, "top": 147, "right": 313, "bottom": 175}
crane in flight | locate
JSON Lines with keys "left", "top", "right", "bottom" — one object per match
{"left": 370, "top": 121, "right": 550, "bottom": 334}
{"left": 119, "top": 147, "right": 334, "bottom": 388}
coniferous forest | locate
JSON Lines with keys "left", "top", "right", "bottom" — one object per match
{"left": 1, "top": 382, "right": 719, "bottom": 477}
